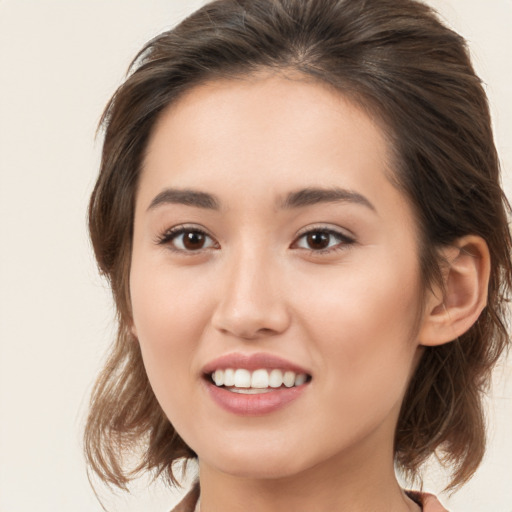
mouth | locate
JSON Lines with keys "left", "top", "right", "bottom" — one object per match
{"left": 206, "top": 368, "right": 311, "bottom": 394}
{"left": 201, "top": 353, "right": 312, "bottom": 415}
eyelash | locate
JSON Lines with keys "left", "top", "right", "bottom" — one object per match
{"left": 155, "top": 225, "right": 218, "bottom": 254}
{"left": 292, "top": 227, "right": 355, "bottom": 254}
{"left": 155, "top": 225, "right": 355, "bottom": 255}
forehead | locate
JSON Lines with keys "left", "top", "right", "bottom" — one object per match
{"left": 146, "top": 73, "right": 391, "bottom": 165}
{"left": 139, "top": 74, "right": 410, "bottom": 225}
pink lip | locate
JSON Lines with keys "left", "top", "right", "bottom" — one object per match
{"left": 201, "top": 352, "right": 311, "bottom": 416}
{"left": 204, "top": 380, "right": 309, "bottom": 416}
{"left": 201, "top": 352, "right": 310, "bottom": 375}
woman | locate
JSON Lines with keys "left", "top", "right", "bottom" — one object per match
{"left": 84, "top": 0, "right": 512, "bottom": 510}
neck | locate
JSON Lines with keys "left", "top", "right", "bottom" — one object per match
{"left": 197, "top": 432, "right": 420, "bottom": 512}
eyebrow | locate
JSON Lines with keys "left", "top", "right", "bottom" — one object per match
{"left": 147, "top": 186, "right": 375, "bottom": 213}
{"left": 280, "top": 187, "right": 376, "bottom": 212}
{"left": 147, "top": 188, "right": 220, "bottom": 211}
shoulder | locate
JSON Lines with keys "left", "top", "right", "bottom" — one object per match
{"left": 406, "top": 490, "right": 450, "bottom": 512}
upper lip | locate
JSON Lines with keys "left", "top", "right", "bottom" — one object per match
{"left": 202, "top": 352, "right": 311, "bottom": 376}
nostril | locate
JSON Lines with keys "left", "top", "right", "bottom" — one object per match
{"left": 211, "top": 284, "right": 292, "bottom": 339}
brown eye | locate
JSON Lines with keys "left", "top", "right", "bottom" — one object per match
{"left": 182, "top": 230, "right": 207, "bottom": 250}
{"left": 158, "top": 227, "right": 217, "bottom": 252}
{"left": 305, "top": 232, "right": 330, "bottom": 250}
{"left": 294, "top": 228, "right": 354, "bottom": 253}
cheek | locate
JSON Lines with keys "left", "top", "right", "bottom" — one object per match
{"left": 130, "top": 255, "right": 213, "bottom": 344}
{"left": 299, "top": 255, "right": 420, "bottom": 339}
{"left": 129, "top": 259, "right": 214, "bottom": 415}
{"left": 296, "top": 256, "right": 422, "bottom": 405}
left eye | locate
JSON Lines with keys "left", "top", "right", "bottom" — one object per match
{"left": 160, "top": 228, "right": 217, "bottom": 251}
{"left": 294, "top": 229, "right": 352, "bottom": 251}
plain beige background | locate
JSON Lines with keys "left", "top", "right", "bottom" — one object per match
{"left": 0, "top": 1, "right": 510, "bottom": 511}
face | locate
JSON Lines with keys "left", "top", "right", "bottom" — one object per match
{"left": 130, "top": 74, "right": 427, "bottom": 480}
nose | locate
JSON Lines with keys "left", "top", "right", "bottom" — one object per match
{"left": 211, "top": 250, "right": 291, "bottom": 340}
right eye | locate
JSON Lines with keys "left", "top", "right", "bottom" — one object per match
{"left": 157, "top": 226, "right": 218, "bottom": 252}
{"left": 291, "top": 226, "right": 355, "bottom": 254}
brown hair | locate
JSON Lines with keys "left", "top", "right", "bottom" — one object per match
{"left": 85, "top": 0, "right": 512, "bottom": 492}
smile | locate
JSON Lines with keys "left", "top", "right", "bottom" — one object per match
{"left": 202, "top": 353, "right": 312, "bottom": 415}
{"left": 211, "top": 368, "right": 309, "bottom": 393}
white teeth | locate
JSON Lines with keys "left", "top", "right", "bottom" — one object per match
{"left": 251, "top": 369, "right": 269, "bottom": 388}
{"left": 223, "top": 368, "right": 235, "bottom": 387}
{"left": 294, "top": 373, "right": 307, "bottom": 386}
{"left": 283, "top": 371, "right": 295, "bottom": 388}
{"left": 213, "top": 369, "right": 224, "bottom": 386}
{"left": 211, "top": 368, "right": 309, "bottom": 390}
{"left": 233, "top": 369, "right": 251, "bottom": 388}
{"left": 230, "top": 387, "right": 274, "bottom": 394}
{"left": 269, "top": 369, "right": 284, "bottom": 388}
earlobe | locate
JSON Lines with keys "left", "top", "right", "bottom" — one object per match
{"left": 418, "top": 235, "right": 490, "bottom": 347}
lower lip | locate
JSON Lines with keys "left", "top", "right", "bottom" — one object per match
{"left": 204, "top": 380, "right": 309, "bottom": 416}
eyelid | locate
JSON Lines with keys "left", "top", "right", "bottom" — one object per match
{"left": 155, "top": 223, "right": 219, "bottom": 252}
{"left": 294, "top": 223, "right": 355, "bottom": 240}
{"left": 291, "top": 224, "right": 356, "bottom": 253}
{"left": 155, "top": 223, "right": 354, "bottom": 255}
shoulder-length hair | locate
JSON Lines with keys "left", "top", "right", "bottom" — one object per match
{"left": 85, "top": 0, "right": 512, "bottom": 491}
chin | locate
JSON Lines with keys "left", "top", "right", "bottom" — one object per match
{"left": 198, "top": 440, "right": 314, "bottom": 480}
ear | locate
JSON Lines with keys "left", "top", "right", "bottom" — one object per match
{"left": 418, "top": 235, "right": 490, "bottom": 347}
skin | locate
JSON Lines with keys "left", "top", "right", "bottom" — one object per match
{"left": 129, "top": 73, "right": 436, "bottom": 511}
